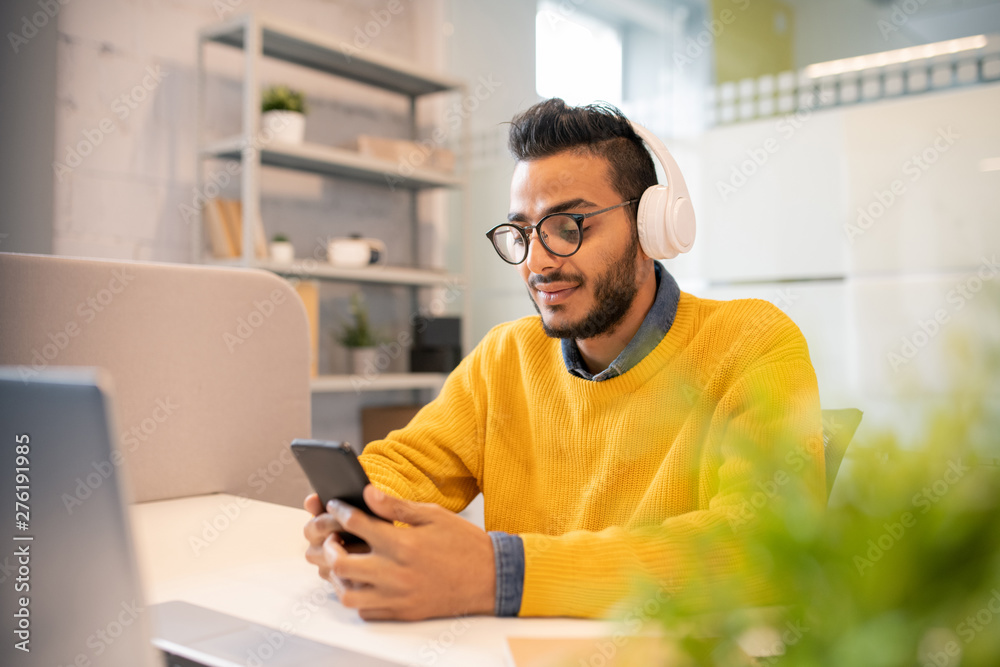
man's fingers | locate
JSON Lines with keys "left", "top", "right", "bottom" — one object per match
{"left": 304, "top": 493, "right": 323, "bottom": 516}
{"left": 303, "top": 512, "right": 343, "bottom": 546}
{"left": 322, "top": 536, "right": 380, "bottom": 585}
{"left": 327, "top": 499, "right": 396, "bottom": 553}
{"left": 363, "top": 484, "right": 436, "bottom": 526}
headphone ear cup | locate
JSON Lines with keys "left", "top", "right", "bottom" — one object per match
{"left": 637, "top": 184, "right": 673, "bottom": 259}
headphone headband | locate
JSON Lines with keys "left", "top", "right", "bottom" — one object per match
{"left": 629, "top": 121, "right": 696, "bottom": 259}
{"left": 630, "top": 123, "right": 691, "bottom": 204}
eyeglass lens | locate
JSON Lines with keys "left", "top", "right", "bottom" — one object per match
{"left": 493, "top": 215, "right": 580, "bottom": 263}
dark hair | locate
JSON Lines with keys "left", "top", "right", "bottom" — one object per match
{"left": 507, "top": 98, "right": 657, "bottom": 225}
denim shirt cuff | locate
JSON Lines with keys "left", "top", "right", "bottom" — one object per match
{"left": 488, "top": 531, "right": 525, "bottom": 617}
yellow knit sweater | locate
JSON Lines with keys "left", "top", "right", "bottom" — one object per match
{"left": 360, "top": 291, "right": 825, "bottom": 618}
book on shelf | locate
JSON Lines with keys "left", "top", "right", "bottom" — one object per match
{"left": 203, "top": 198, "right": 268, "bottom": 259}
{"left": 292, "top": 280, "right": 320, "bottom": 377}
{"left": 204, "top": 198, "right": 237, "bottom": 258}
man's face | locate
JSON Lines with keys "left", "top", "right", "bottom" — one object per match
{"left": 508, "top": 150, "right": 645, "bottom": 340}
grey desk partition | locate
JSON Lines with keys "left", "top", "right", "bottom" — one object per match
{"left": 0, "top": 252, "right": 312, "bottom": 507}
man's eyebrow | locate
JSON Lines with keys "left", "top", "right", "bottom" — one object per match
{"left": 507, "top": 198, "right": 598, "bottom": 223}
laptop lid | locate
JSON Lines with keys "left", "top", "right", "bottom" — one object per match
{"left": 0, "top": 367, "right": 161, "bottom": 667}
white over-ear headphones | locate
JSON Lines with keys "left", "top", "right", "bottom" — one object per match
{"left": 630, "top": 122, "right": 696, "bottom": 259}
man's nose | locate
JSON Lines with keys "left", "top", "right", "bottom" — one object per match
{"left": 525, "top": 228, "right": 558, "bottom": 273}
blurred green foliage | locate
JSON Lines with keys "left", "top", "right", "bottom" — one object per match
{"left": 337, "top": 293, "right": 378, "bottom": 348}
{"left": 639, "top": 334, "right": 1000, "bottom": 666}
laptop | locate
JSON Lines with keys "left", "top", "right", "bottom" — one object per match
{"left": 0, "top": 368, "right": 403, "bottom": 667}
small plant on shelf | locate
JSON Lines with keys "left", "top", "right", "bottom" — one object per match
{"left": 261, "top": 85, "right": 307, "bottom": 114}
{"left": 261, "top": 85, "right": 307, "bottom": 145}
{"left": 337, "top": 294, "right": 381, "bottom": 376}
{"left": 337, "top": 294, "right": 378, "bottom": 349}
{"left": 269, "top": 233, "right": 294, "bottom": 264}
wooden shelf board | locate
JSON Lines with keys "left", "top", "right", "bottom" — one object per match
{"left": 200, "top": 137, "right": 460, "bottom": 190}
{"left": 311, "top": 373, "right": 447, "bottom": 393}
{"left": 205, "top": 258, "right": 461, "bottom": 287}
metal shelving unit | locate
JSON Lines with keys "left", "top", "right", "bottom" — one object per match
{"left": 195, "top": 13, "right": 468, "bottom": 396}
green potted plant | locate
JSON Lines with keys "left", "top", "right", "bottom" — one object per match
{"left": 336, "top": 293, "right": 379, "bottom": 375}
{"left": 261, "top": 85, "right": 307, "bottom": 145}
{"left": 269, "top": 233, "right": 294, "bottom": 264}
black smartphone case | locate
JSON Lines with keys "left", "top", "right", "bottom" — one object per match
{"left": 290, "top": 439, "right": 388, "bottom": 545}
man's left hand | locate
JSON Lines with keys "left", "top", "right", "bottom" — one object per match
{"left": 306, "top": 485, "right": 496, "bottom": 621}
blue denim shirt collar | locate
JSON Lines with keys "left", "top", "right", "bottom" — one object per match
{"left": 561, "top": 262, "right": 680, "bottom": 381}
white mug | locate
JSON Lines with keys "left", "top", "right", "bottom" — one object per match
{"left": 327, "top": 236, "right": 387, "bottom": 268}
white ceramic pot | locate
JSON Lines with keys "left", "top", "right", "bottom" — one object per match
{"left": 327, "top": 236, "right": 387, "bottom": 268}
{"left": 261, "top": 110, "right": 305, "bottom": 145}
{"left": 350, "top": 347, "right": 378, "bottom": 376}
{"left": 269, "top": 241, "right": 295, "bottom": 264}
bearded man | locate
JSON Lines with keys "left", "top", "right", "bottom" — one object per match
{"left": 303, "top": 98, "right": 825, "bottom": 621}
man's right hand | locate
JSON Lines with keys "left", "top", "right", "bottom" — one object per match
{"left": 303, "top": 493, "right": 370, "bottom": 584}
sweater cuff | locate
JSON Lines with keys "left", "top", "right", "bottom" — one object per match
{"left": 488, "top": 531, "right": 524, "bottom": 617}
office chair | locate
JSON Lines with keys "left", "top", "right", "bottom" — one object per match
{"left": 821, "top": 408, "right": 864, "bottom": 499}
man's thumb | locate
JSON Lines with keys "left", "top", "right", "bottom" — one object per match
{"left": 364, "top": 485, "right": 431, "bottom": 525}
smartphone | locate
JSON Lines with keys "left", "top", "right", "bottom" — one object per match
{"left": 290, "top": 439, "right": 389, "bottom": 545}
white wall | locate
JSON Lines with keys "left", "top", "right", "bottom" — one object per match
{"left": 692, "top": 82, "right": 1000, "bottom": 438}
{"left": 445, "top": 0, "right": 542, "bottom": 343}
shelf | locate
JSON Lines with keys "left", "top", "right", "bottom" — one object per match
{"left": 201, "top": 137, "right": 461, "bottom": 190}
{"left": 200, "top": 14, "right": 463, "bottom": 97}
{"left": 311, "top": 373, "right": 447, "bottom": 393}
{"left": 206, "top": 258, "right": 461, "bottom": 287}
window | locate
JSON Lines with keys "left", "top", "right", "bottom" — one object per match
{"left": 536, "top": 2, "right": 623, "bottom": 107}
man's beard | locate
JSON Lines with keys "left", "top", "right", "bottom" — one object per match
{"left": 528, "top": 233, "right": 640, "bottom": 340}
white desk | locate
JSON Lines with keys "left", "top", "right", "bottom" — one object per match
{"left": 129, "top": 494, "right": 624, "bottom": 667}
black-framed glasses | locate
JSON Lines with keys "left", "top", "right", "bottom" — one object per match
{"left": 485, "top": 199, "right": 638, "bottom": 265}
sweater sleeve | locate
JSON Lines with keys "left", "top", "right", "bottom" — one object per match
{"left": 517, "top": 354, "right": 825, "bottom": 618}
{"left": 358, "top": 350, "right": 484, "bottom": 513}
